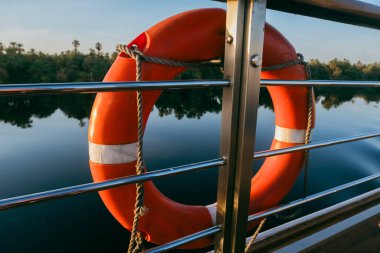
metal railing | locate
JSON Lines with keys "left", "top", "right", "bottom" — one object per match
{"left": 0, "top": 80, "right": 230, "bottom": 95}
{"left": 1, "top": 0, "right": 380, "bottom": 252}
{"left": 0, "top": 158, "right": 225, "bottom": 210}
{"left": 261, "top": 80, "right": 380, "bottom": 87}
{"left": 254, "top": 132, "right": 380, "bottom": 159}
{"left": 247, "top": 172, "right": 380, "bottom": 223}
{"left": 2, "top": 79, "right": 380, "bottom": 96}
{"left": 248, "top": 188, "right": 380, "bottom": 252}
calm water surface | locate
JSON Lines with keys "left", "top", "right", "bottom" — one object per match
{"left": 0, "top": 91, "right": 379, "bottom": 252}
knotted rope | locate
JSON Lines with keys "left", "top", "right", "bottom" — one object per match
{"left": 117, "top": 44, "right": 222, "bottom": 253}
{"left": 123, "top": 45, "right": 148, "bottom": 253}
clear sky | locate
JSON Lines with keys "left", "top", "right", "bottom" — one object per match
{"left": 0, "top": 0, "right": 379, "bottom": 63}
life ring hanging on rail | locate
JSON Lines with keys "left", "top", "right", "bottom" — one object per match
{"left": 88, "top": 8, "right": 315, "bottom": 249}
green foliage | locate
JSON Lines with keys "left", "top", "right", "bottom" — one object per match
{"left": 0, "top": 41, "right": 113, "bottom": 84}
{"left": 0, "top": 41, "right": 113, "bottom": 127}
{"left": 309, "top": 58, "right": 380, "bottom": 109}
{"left": 309, "top": 58, "right": 380, "bottom": 81}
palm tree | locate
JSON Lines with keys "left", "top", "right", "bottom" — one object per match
{"left": 95, "top": 42, "right": 102, "bottom": 55}
{"left": 28, "top": 48, "right": 36, "bottom": 55}
{"left": 16, "top": 43, "right": 24, "bottom": 54}
{"left": 9, "top": 42, "right": 17, "bottom": 48}
{"left": 6, "top": 42, "right": 18, "bottom": 54}
{"left": 72, "top": 39, "right": 80, "bottom": 53}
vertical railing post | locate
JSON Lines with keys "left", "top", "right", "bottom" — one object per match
{"left": 215, "top": 0, "right": 267, "bottom": 252}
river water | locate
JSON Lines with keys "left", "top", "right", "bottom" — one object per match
{"left": 0, "top": 90, "right": 379, "bottom": 252}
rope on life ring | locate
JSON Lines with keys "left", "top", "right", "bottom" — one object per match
{"left": 88, "top": 8, "right": 315, "bottom": 250}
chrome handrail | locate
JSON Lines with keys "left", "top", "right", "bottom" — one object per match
{"left": 0, "top": 158, "right": 225, "bottom": 210}
{"left": 261, "top": 80, "right": 380, "bottom": 87}
{"left": 254, "top": 132, "right": 380, "bottom": 159}
{"left": 0, "top": 132, "right": 380, "bottom": 210}
{"left": 136, "top": 172, "right": 380, "bottom": 253}
{"left": 0, "top": 80, "right": 230, "bottom": 95}
{"left": 146, "top": 226, "right": 222, "bottom": 253}
{"left": 214, "top": 0, "right": 380, "bottom": 30}
{"left": 267, "top": 0, "right": 380, "bottom": 30}
{"left": 247, "top": 172, "right": 380, "bottom": 223}
{"left": 0, "top": 79, "right": 379, "bottom": 96}
{"left": 247, "top": 188, "right": 380, "bottom": 252}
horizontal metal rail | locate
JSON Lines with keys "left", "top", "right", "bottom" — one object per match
{"left": 0, "top": 80, "right": 230, "bottom": 96}
{"left": 214, "top": 0, "right": 380, "bottom": 30}
{"left": 0, "top": 158, "right": 225, "bottom": 211}
{"left": 254, "top": 131, "right": 380, "bottom": 160}
{"left": 146, "top": 225, "right": 222, "bottom": 253}
{"left": 267, "top": 0, "right": 380, "bottom": 30}
{"left": 1, "top": 79, "right": 379, "bottom": 96}
{"left": 249, "top": 188, "right": 380, "bottom": 252}
{"left": 248, "top": 172, "right": 380, "bottom": 223}
{"left": 261, "top": 80, "right": 380, "bottom": 87}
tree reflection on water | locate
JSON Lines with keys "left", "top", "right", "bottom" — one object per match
{"left": 0, "top": 94, "right": 94, "bottom": 128}
{"left": 0, "top": 87, "right": 379, "bottom": 128}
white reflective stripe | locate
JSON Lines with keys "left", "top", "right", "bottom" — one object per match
{"left": 89, "top": 141, "right": 138, "bottom": 164}
{"left": 274, "top": 125, "right": 306, "bottom": 144}
{"left": 206, "top": 203, "right": 216, "bottom": 225}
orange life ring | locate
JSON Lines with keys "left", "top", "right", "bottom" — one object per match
{"left": 88, "top": 8, "right": 315, "bottom": 249}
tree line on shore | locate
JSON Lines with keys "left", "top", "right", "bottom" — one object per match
{"left": 0, "top": 41, "right": 379, "bottom": 127}
{"left": 1, "top": 40, "right": 379, "bottom": 84}
{"left": 0, "top": 41, "right": 116, "bottom": 84}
